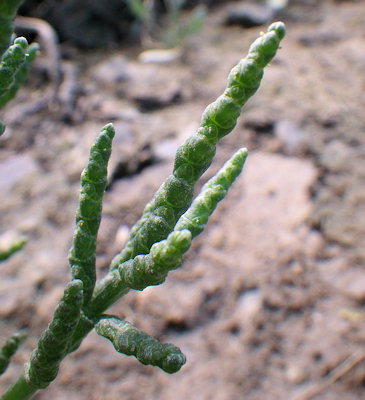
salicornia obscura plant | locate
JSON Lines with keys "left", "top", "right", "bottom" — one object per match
{"left": 0, "top": 10, "right": 286, "bottom": 399}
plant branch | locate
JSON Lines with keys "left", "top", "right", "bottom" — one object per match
{"left": 95, "top": 316, "right": 186, "bottom": 373}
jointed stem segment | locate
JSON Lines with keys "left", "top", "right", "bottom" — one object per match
{"left": 68, "top": 123, "right": 115, "bottom": 305}
{"left": 95, "top": 316, "right": 186, "bottom": 373}
{"left": 25, "top": 280, "right": 83, "bottom": 389}
{"left": 0, "top": 41, "right": 38, "bottom": 109}
{"left": 0, "top": 0, "right": 26, "bottom": 57}
{"left": 0, "top": 0, "right": 39, "bottom": 133}
{"left": 0, "top": 37, "right": 28, "bottom": 98}
{"left": 0, "top": 331, "right": 27, "bottom": 376}
{"left": 175, "top": 148, "right": 248, "bottom": 237}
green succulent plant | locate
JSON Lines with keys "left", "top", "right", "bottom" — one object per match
{"left": 0, "top": 3, "right": 285, "bottom": 396}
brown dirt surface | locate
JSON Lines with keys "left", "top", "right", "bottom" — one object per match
{"left": 1, "top": 0, "right": 365, "bottom": 399}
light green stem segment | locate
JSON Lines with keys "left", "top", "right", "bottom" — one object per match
{"left": 174, "top": 147, "right": 248, "bottom": 237}
{"left": 68, "top": 124, "right": 115, "bottom": 305}
{"left": 0, "top": 330, "right": 27, "bottom": 375}
{"left": 95, "top": 316, "right": 186, "bottom": 374}
{"left": 111, "top": 22, "right": 285, "bottom": 268}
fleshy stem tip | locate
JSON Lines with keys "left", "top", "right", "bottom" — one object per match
{"left": 268, "top": 21, "right": 286, "bottom": 40}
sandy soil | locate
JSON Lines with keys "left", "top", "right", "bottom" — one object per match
{"left": 1, "top": 0, "right": 365, "bottom": 399}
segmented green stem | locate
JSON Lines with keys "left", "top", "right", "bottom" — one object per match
{"left": 1, "top": 281, "right": 83, "bottom": 400}
{"left": 175, "top": 148, "right": 248, "bottom": 237}
{"left": 111, "top": 22, "right": 285, "bottom": 267}
{"left": 0, "top": 331, "right": 27, "bottom": 375}
{"left": 0, "top": 0, "right": 25, "bottom": 57}
{"left": 25, "top": 280, "right": 83, "bottom": 390}
{"left": 68, "top": 124, "right": 115, "bottom": 305}
{"left": 95, "top": 316, "right": 186, "bottom": 373}
{"left": 0, "top": 37, "right": 28, "bottom": 98}
{"left": 0, "top": 38, "right": 38, "bottom": 135}
{"left": 0, "top": 42, "right": 38, "bottom": 108}
{"left": 0, "top": 2, "right": 39, "bottom": 134}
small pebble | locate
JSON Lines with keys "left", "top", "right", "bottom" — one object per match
{"left": 224, "top": 4, "right": 274, "bottom": 28}
{"left": 138, "top": 48, "right": 183, "bottom": 64}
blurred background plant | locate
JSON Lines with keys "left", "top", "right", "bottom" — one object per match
{"left": 0, "top": 235, "right": 26, "bottom": 263}
{"left": 127, "top": 0, "right": 206, "bottom": 48}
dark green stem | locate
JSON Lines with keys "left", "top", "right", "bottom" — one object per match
{"left": 0, "top": 330, "right": 27, "bottom": 375}
{"left": 0, "top": 0, "right": 25, "bottom": 57}
{"left": 0, "top": 376, "right": 38, "bottom": 400}
{"left": 68, "top": 123, "right": 115, "bottom": 305}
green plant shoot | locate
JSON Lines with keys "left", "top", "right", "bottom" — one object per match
{"left": 95, "top": 316, "right": 186, "bottom": 373}
{"left": 68, "top": 124, "right": 115, "bottom": 305}
{"left": 0, "top": 331, "right": 27, "bottom": 376}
